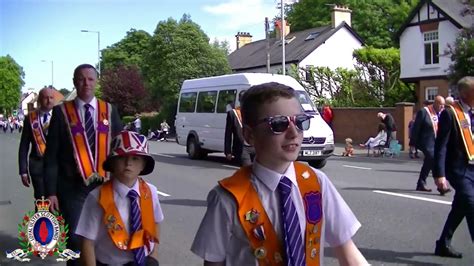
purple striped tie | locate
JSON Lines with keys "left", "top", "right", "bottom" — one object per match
{"left": 470, "top": 108, "right": 474, "bottom": 133}
{"left": 84, "top": 104, "right": 95, "bottom": 158}
{"left": 127, "top": 190, "right": 146, "bottom": 266}
{"left": 278, "top": 176, "right": 305, "bottom": 266}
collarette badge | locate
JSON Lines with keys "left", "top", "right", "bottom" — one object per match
{"left": 252, "top": 224, "right": 266, "bottom": 241}
{"left": 254, "top": 247, "right": 267, "bottom": 259}
{"left": 302, "top": 171, "right": 310, "bottom": 179}
{"left": 245, "top": 209, "right": 259, "bottom": 224}
{"left": 5, "top": 197, "right": 80, "bottom": 262}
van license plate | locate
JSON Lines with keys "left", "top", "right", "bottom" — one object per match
{"left": 303, "top": 150, "right": 321, "bottom": 156}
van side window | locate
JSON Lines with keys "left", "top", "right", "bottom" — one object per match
{"left": 179, "top": 92, "right": 197, "bottom": 113}
{"left": 216, "top": 90, "right": 237, "bottom": 113}
{"left": 196, "top": 91, "right": 217, "bottom": 113}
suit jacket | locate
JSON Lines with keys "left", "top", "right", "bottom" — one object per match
{"left": 224, "top": 109, "right": 244, "bottom": 156}
{"left": 433, "top": 107, "right": 470, "bottom": 182}
{"left": 410, "top": 107, "right": 437, "bottom": 152}
{"left": 43, "top": 101, "right": 122, "bottom": 197}
{"left": 382, "top": 113, "right": 397, "bottom": 132}
{"left": 18, "top": 114, "right": 44, "bottom": 176}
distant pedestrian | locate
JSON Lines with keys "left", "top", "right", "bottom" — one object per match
{"left": 408, "top": 113, "right": 420, "bottom": 159}
{"left": 322, "top": 103, "right": 334, "bottom": 129}
{"left": 159, "top": 119, "right": 170, "bottom": 141}
{"left": 377, "top": 112, "right": 397, "bottom": 145}
{"left": 410, "top": 95, "right": 451, "bottom": 195}
{"left": 133, "top": 114, "right": 142, "bottom": 133}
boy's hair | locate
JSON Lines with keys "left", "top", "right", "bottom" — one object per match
{"left": 241, "top": 82, "right": 297, "bottom": 127}
{"left": 345, "top": 138, "right": 353, "bottom": 144}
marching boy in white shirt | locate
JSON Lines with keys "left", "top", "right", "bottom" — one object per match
{"left": 76, "top": 130, "right": 163, "bottom": 266}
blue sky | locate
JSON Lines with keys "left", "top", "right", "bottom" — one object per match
{"left": 0, "top": 0, "right": 284, "bottom": 92}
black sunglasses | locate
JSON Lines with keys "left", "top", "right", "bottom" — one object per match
{"left": 256, "top": 114, "right": 313, "bottom": 134}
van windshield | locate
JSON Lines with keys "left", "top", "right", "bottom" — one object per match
{"left": 296, "top": 91, "right": 318, "bottom": 114}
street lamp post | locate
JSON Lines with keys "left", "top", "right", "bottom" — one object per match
{"left": 81, "top": 30, "right": 101, "bottom": 76}
{"left": 41, "top": 60, "right": 54, "bottom": 87}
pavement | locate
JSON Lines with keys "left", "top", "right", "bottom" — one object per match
{"left": 333, "top": 142, "right": 416, "bottom": 160}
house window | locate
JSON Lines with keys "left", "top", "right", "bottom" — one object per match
{"left": 425, "top": 87, "right": 438, "bottom": 101}
{"left": 424, "top": 31, "right": 439, "bottom": 65}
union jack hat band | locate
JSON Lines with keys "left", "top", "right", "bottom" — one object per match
{"left": 103, "top": 130, "right": 155, "bottom": 175}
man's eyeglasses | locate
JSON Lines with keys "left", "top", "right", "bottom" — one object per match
{"left": 256, "top": 114, "right": 313, "bottom": 134}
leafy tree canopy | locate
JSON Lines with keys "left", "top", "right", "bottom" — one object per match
{"left": 143, "top": 14, "right": 231, "bottom": 107}
{"left": 101, "top": 29, "right": 152, "bottom": 72}
{"left": 286, "top": 0, "right": 417, "bottom": 48}
{"left": 100, "top": 65, "right": 151, "bottom": 116}
{"left": 445, "top": 26, "right": 474, "bottom": 82}
{"left": 0, "top": 55, "right": 24, "bottom": 114}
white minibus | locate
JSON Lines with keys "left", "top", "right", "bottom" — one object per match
{"left": 175, "top": 73, "right": 334, "bottom": 168}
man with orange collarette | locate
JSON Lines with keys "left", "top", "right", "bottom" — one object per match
{"left": 44, "top": 64, "right": 123, "bottom": 265}
{"left": 18, "top": 87, "right": 55, "bottom": 200}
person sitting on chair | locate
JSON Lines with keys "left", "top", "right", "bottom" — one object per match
{"left": 359, "top": 123, "right": 387, "bottom": 154}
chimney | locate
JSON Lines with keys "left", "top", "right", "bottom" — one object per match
{"left": 274, "top": 20, "right": 290, "bottom": 40}
{"left": 235, "top": 32, "right": 253, "bottom": 50}
{"left": 331, "top": 5, "right": 352, "bottom": 28}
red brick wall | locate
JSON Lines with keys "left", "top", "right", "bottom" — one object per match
{"left": 332, "top": 103, "right": 414, "bottom": 150}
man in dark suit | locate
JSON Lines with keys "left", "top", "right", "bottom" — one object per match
{"left": 44, "top": 64, "right": 122, "bottom": 263}
{"left": 433, "top": 76, "right": 474, "bottom": 258}
{"left": 377, "top": 111, "right": 397, "bottom": 146}
{"left": 18, "top": 87, "right": 55, "bottom": 200}
{"left": 410, "top": 95, "right": 450, "bottom": 194}
{"left": 225, "top": 90, "right": 254, "bottom": 166}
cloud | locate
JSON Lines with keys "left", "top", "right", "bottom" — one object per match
{"left": 202, "top": 0, "right": 276, "bottom": 30}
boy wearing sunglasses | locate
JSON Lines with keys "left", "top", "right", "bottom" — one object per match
{"left": 191, "top": 82, "right": 368, "bottom": 265}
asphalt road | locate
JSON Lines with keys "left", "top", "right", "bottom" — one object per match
{"left": 0, "top": 133, "right": 472, "bottom": 265}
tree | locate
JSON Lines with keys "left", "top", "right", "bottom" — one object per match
{"left": 100, "top": 65, "right": 151, "bottom": 116}
{"left": 59, "top": 88, "right": 71, "bottom": 97}
{"left": 445, "top": 0, "right": 474, "bottom": 83}
{"left": 0, "top": 55, "right": 24, "bottom": 114}
{"left": 286, "top": 0, "right": 417, "bottom": 48}
{"left": 101, "top": 29, "right": 152, "bottom": 72}
{"left": 143, "top": 14, "right": 231, "bottom": 109}
{"left": 212, "top": 38, "right": 231, "bottom": 56}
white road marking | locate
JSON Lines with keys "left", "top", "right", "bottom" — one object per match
{"left": 154, "top": 153, "right": 175, "bottom": 158}
{"left": 223, "top": 164, "right": 239, "bottom": 169}
{"left": 343, "top": 165, "right": 372, "bottom": 170}
{"left": 373, "top": 190, "right": 452, "bottom": 205}
{"left": 157, "top": 190, "right": 170, "bottom": 197}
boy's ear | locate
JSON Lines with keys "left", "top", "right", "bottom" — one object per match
{"left": 243, "top": 125, "right": 254, "bottom": 146}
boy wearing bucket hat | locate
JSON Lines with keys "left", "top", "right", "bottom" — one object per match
{"left": 76, "top": 130, "right": 163, "bottom": 266}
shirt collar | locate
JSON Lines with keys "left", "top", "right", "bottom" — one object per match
{"left": 113, "top": 178, "right": 140, "bottom": 199}
{"left": 39, "top": 109, "right": 52, "bottom": 116}
{"left": 75, "top": 97, "right": 97, "bottom": 110}
{"left": 252, "top": 161, "right": 297, "bottom": 192}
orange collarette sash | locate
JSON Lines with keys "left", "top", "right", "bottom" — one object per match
{"left": 450, "top": 102, "right": 474, "bottom": 160}
{"left": 99, "top": 178, "right": 157, "bottom": 251}
{"left": 61, "top": 100, "right": 112, "bottom": 185}
{"left": 29, "top": 110, "right": 47, "bottom": 156}
{"left": 219, "top": 162, "right": 322, "bottom": 265}
{"left": 424, "top": 105, "right": 439, "bottom": 137}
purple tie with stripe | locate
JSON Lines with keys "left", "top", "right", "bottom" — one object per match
{"left": 127, "top": 189, "right": 146, "bottom": 266}
{"left": 278, "top": 176, "right": 305, "bottom": 266}
{"left": 470, "top": 108, "right": 474, "bottom": 133}
{"left": 84, "top": 104, "right": 95, "bottom": 158}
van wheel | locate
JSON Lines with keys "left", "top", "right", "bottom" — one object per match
{"left": 308, "top": 159, "right": 326, "bottom": 169}
{"left": 187, "top": 137, "right": 204, "bottom": 159}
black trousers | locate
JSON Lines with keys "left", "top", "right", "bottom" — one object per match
{"left": 438, "top": 171, "right": 474, "bottom": 246}
{"left": 96, "top": 256, "right": 159, "bottom": 266}
{"left": 417, "top": 148, "right": 434, "bottom": 187}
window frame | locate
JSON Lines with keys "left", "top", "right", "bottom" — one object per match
{"left": 178, "top": 92, "right": 197, "bottom": 113}
{"left": 425, "top": 86, "right": 439, "bottom": 101}
{"left": 196, "top": 90, "right": 218, "bottom": 113}
{"left": 423, "top": 31, "right": 439, "bottom": 65}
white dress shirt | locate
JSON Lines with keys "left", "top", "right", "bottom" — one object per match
{"left": 75, "top": 97, "right": 98, "bottom": 128}
{"left": 191, "top": 162, "right": 361, "bottom": 265}
{"left": 75, "top": 178, "right": 164, "bottom": 265}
